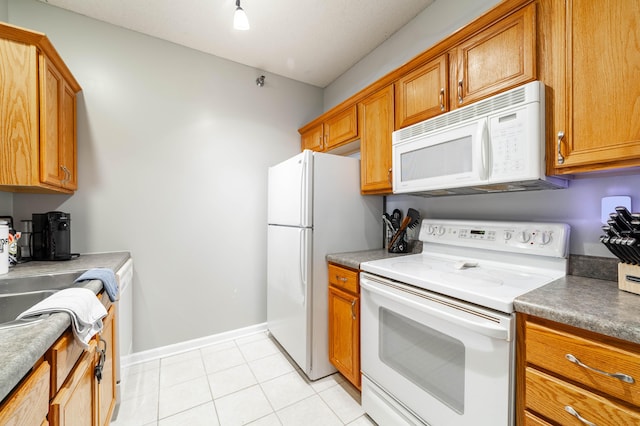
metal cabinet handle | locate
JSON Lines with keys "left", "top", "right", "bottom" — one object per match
{"left": 457, "top": 80, "right": 463, "bottom": 104}
{"left": 95, "top": 337, "right": 107, "bottom": 384}
{"left": 387, "top": 168, "right": 392, "bottom": 185}
{"left": 439, "top": 88, "right": 445, "bottom": 111}
{"left": 565, "top": 406, "right": 596, "bottom": 426}
{"left": 350, "top": 299, "right": 356, "bottom": 320}
{"left": 60, "top": 165, "right": 71, "bottom": 185}
{"left": 565, "top": 353, "right": 635, "bottom": 383}
{"left": 557, "top": 131, "right": 565, "bottom": 164}
{"left": 336, "top": 275, "right": 348, "bottom": 282}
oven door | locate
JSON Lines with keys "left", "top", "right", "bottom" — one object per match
{"left": 360, "top": 273, "right": 514, "bottom": 426}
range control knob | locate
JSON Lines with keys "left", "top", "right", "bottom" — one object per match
{"left": 425, "top": 224, "right": 436, "bottom": 235}
{"left": 503, "top": 231, "right": 512, "bottom": 241}
{"left": 517, "top": 231, "right": 531, "bottom": 243}
{"left": 538, "top": 231, "right": 552, "bottom": 245}
{"left": 437, "top": 226, "right": 446, "bottom": 236}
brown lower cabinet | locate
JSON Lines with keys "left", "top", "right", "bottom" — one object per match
{"left": 517, "top": 314, "right": 640, "bottom": 425}
{"left": 328, "top": 263, "right": 361, "bottom": 389}
{"left": 0, "top": 292, "right": 117, "bottom": 425}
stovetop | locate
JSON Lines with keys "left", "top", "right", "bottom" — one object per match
{"left": 361, "top": 219, "right": 570, "bottom": 313}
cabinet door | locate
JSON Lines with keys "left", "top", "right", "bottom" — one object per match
{"left": 359, "top": 85, "right": 394, "bottom": 194}
{"left": 49, "top": 347, "right": 96, "bottom": 426}
{"left": 328, "top": 285, "right": 360, "bottom": 389}
{"left": 39, "top": 55, "right": 77, "bottom": 190}
{"left": 40, "top": 55, "right": 65, "bottom": 188}
{"left": 60, "top": 81, "right": 77, "bottom": 190}
{"left": 395, "top": 54, "right": 448, "bottom": 129}
{"left": 324, "top": 105, "right": 358, "bottom": 150}
{"left": 0, "top": 361, "right": 49, "bottom": 426}
{"left": 0, "top": 39, "right": 39, "bottom": 187}
{"left": 300, "top": 123, "right": 324, "bottom": 152}
{"left": 549, "top": 0, "right": 640, "bottom": 174}
{"left": 453, "top": 3, "right": 536, "bottom": 107}
{"left": 97, "top": 306, "right": 117, "bottom": 426}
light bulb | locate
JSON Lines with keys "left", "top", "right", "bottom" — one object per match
{"left": 233, "top": 3, "right": 250, "bottom": 30}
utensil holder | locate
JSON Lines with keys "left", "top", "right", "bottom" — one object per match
{"left": 618, "top": 263, "right": 640, "bottom": 295}
{"left": 388, "top": 229, "right": 408, "bottom": 253}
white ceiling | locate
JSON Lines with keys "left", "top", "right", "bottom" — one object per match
{"left": 38, "top": 0, "right": 435, "bottom": 88}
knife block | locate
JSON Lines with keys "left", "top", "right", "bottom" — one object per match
{"left": 618, "top": 263, "right": 640, "bottom": 295}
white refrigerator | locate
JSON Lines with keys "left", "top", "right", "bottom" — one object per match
{"left": 267, "top": 150, "right": 382, "bottom": 380}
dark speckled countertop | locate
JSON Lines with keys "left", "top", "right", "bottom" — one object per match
{"left": 0, "top": 252, "right": 130, "bottom": 404}
{"left": 327, "top": 250, "right": 640, "bottom": 345}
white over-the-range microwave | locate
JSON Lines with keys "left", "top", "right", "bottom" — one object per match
{"left": 392, "top": 80, "right": 568, "bottom": 197}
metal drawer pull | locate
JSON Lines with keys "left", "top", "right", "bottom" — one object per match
{"left": 336, "top": 275, "right": 348, "bottom": 282}
{"left": 565, "top": 353, "right": 635, "bottom": 383}
{"left": 565, "top": 405, "right": 596, "bottom": 426}
{"left": 351, "top": 299, "right": 356, "bottom": 320}
{"left": 439, "top": 88, "right": 445, "bottom": 111}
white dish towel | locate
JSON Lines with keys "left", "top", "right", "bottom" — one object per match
{"left": 17, "top": 287, "right": 107, "bottom": 348}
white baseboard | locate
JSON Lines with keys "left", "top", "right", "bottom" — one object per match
{"left": 121, "top": 322, "right": 268, "bottom": 368}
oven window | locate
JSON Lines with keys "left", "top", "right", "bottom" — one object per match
{"left": 400, "top": 135, "right": 472, "bottom": 181}
{"left": 379, "top": 307, "right": 465, "bottom": 414}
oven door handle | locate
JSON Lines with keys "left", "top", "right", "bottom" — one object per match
{"left": 361, "top": 280, "right": 510, "bottom": 341}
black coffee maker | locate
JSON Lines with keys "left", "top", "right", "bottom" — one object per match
{"left": 31, "top": 211, "right": 72, "bottom": 261}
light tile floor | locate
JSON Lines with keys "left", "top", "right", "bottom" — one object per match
{"left": 111, "top": 332, "right": 376, "bottom": 425}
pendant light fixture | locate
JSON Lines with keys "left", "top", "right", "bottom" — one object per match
{"left": 233, "top": 0, "right": 250, "bottom": 30}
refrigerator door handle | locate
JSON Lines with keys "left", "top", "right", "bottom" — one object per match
{"left": 299, "top": 229, "right": 307, "bottom": 307}
{"left": 300, "top": 158, "right": 307, "bottom": 226}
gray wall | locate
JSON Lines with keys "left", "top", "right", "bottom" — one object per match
{"left": 7, "top": 0, "right": 323, "bottom": 352}
{"left": 326, "top": 0, "right": 640, "bottom": 259}
{"left": 0, "top": 1, "right": 7, "bottom": 21}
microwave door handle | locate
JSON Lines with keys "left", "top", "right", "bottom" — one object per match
{"left": 479, "top": 120, "right": 490, "bottom": 180}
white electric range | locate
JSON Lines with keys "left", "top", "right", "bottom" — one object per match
{"left": 359, "top": 219, "right": 569, "bottom": 426}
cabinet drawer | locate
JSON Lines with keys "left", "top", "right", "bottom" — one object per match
{"left": 328, "top": 264, "right": 359, "bottom": 293}
{"left": 526, "top": 320, "right": 640, "bottom": 406}
{"left": 48, "top": 329, "right": 85, "bottom": 396}
{"left": 526, "top": 367, "right": 640, "bottom": 425}
{"left": 523, "top": 411, "right": 552, "bottom": 426}
{"left": 0, "top": 361, "right": 50, "bottom": 426}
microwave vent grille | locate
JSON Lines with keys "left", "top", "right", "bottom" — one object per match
{"left": 395, "top": 85, "right": 529, "bottom": 143}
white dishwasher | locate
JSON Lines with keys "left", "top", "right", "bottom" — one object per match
{"left": 112, "top": 258, "right": 133, "bottom": 421}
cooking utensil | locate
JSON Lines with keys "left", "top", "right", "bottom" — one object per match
{"left": 388, "top": 208, "right": 421, "bottom": 249}
{"left": 383, "top": 214, "right": 396, "bottom": 233}
{"left": 391, "top": 209, "right": 402, "bottom": 232}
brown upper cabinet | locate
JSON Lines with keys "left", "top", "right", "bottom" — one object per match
{"left": 0, "top": 22, "right": 81, "bottom": 194}
{"left": 300, "top": 123, "right": 324, "bottom": 152}
{"left": 545, "top": 0, "right": 640, "bottom": 175}
{"left": 394, "top": 3, "right": 536, "bottom": 130}
{"left": 395, "top": 55, "right": 448, "bottom": 129}
{"left": 299, "top": 105, "right": 358, "bottom": 153}
{"left": 359, "top": 85, "right": 394, "bottom": 194}
{"left": 451, "top": 3, "right": 536, "bottom": 108}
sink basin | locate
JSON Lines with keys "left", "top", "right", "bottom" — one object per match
{"left": 0, "top": 271, "right": 84, "bottom": 295}
{"left": 0, "top": 290, "right": 58, "bottom": 329}
{"left": 0, "top": 272, "right": 85, "bottom": 330}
